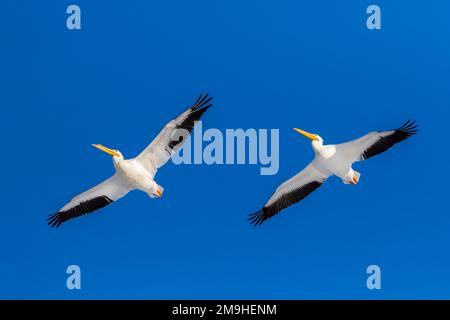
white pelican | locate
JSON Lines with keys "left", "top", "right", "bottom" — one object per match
{"left": 48, "top": 93, "right": 213, "bottom": 227}
{"left": 248, "top": 120, "right": 418, "bottom": 226}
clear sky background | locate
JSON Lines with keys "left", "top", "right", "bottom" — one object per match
{"left": 0, "top": 0, "right": 449, "bottom": 299}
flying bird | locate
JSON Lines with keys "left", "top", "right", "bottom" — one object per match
{"left": 248, "top": 120, "right": 418, "bottom": 226}
{"left": 48, "top": 93, "right": 213, "bottom": 227}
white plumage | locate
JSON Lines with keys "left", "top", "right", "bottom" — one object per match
{"left": 249, "top": 120, "right": 418, "bottom": 226}
{"left": 48, "top": 93, "right": 212, "bottom": 227}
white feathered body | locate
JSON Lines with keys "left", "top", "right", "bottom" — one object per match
{"left": 113, "top": 157, "right": 161, "bottom": 198}
{"left": 309, "top": 141, "right": 359, "bottom": 185}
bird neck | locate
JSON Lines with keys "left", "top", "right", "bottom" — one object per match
{"left": 313, "top": 143, "right": 336, "bottom": 159}
{"left": 311, "top": 140, "right": 324, "bottom": 152}
{"left": 112, "top": 156, "right": 124, "bottom": 168}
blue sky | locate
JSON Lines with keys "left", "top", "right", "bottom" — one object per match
{"left": 0, "top": 0, "right": 449, "bottom": 299}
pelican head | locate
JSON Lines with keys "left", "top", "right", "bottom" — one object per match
{"left": 293, "top": 128, "right": 324, "bottom": 149}
{"left": 92, "top": 144, "right": 124, "bottom": 161}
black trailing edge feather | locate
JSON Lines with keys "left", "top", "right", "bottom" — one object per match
{"left": 47, "top": 196, "right": 113, "bottom": 227}
{"left": 360, "top": 119, "right": 419, "bottom": 160}
{"left": 166, "top": 93, "right": 213, "bottom": 152}
{"left": 248, "top": 181, "right": 323, "bottom": 226}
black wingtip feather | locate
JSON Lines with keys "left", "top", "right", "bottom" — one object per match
{"left": 166, "top": 94, "right": 213, "bottom": 151}
{"left": 47, "top": 196, "right": 113, "bottom": 228}
{"left": 249, "top": 180, "right": 323, "bottom": 226}
{"left": 191, "top": 93, "right": 212, "bottom": 111}
{"left": 361, "top": 119, "right": 419, "bottom": 160}
{"left": 397, "top": 119, "right": 419, "bottom": 135}
{"left": 248, "top": 209, "right": 266, "bottom": 226}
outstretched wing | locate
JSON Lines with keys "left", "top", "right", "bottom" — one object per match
{"left": 135, "top": 93, "right": 213, "bottom": 175}
{"left": 249, "top": 162, "right": 330, "bottom": 226}
{"left": 48, "top": 173, "right": 132, "bottom": 227}
{"left": 336, "top": 120, "right": 418, "bottom": 162}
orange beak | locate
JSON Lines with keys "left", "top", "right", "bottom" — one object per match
{"left": 92, "top": 144, "right": 120, "bottom": 157}
{"left": 293, "top": 128, "right": 319, "bottom": 141}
